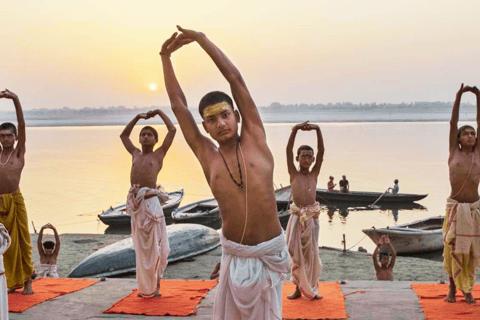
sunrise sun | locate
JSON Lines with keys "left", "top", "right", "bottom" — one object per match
{"left": 149, "top": 83, "right": 157, "bottom": 91}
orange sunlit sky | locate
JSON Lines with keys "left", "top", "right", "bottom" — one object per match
{"left": 1, "top": 0, "right": 479, "bottom": 109}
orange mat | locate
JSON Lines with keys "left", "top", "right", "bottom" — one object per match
{"left": 103, "top": 279, "right": 217, "bottom": 316}
{"left": 411, "top": 283, "right": 480, "bottom": 320}
{"left": 282, "top": 282, "right": 348, "bottom": 320}
{"left": 8, "top": 278, "right": 100, "bottom": 313}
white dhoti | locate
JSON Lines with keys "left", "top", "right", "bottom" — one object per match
{"left": 285, "top": 202, "right": 322, "bottom": 299}
{"left": 214, "top": 231, "right": 290, "bottom": 320}
{"left": 0, "top": 223, "right": 11, "bottom": 320}
{"left": 36, "top": 264, "right": 59, "bottom": 278}
{"left": 126, "top": 186, "right": 170, "bottom": 297}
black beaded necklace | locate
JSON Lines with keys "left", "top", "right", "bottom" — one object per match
{"left": 218, "top": 138, "right": 244, "bottom": 190}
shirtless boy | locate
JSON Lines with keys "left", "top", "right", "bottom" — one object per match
{"left": 0, "top": 89, "right": 34, "bottom": 294}
{"left": 444, "top": 83, "right": 480, "bottom": 304}
{"left": 120, "top": 109, "right": 176, "bottom": 297}
{"left": 161, "top": 26, "right": 290, "bottom": 319}
{"left": 285, "top": 121, "right": 324, "bottom": 300}
{"left": 37, "top": 223, "right": 60, "bottom": 278}
{"left": 372, "top": 235, "right": 396, "bottom": 281}
{"left": 327, "top": 176, "right": 336, "bottom": 191}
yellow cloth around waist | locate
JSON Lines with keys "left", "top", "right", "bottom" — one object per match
{"left": 0, "top": 190, "right": 34, "bottom": 288}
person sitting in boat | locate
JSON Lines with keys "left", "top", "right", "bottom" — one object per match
{"left": 388, "top": 179, "right": 399, "bottom": 195}
{"left": 373, "top": 235, "right": 396, "bottom": 281}
{"left": 120, "top": 109, "right": 176, "bottom": 298}
{"left": 339, "top": 175, "right": 349, "bottom": 193}
{"left": 37, "top": 223, "right": 60, "bottom": 278}
{"left": 327, "top": 176, "right": 336, "bottom": 191}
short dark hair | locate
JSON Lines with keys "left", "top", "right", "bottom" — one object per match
{"left": 0, "top": 122, "right": 17, "bottom": 135}
{"left": 394, "top": 179, "right": 398, "bottom": 184}
{"left": 140, "top": 126, "right": 158, "bottom": 141}
{"left": 379, "top": 252, "right": 389, "bottom": 261}
{"left": 43, "top": 241, "right": 55, "bottom": 250}
{"left": 457, "top": 125, "right": 476, "bottom": 139}
{"left": 297, "top": 145, "right": 314, "bottom": 156}
{"left": 199, "top": 91, "right": 234, "bottom": 118}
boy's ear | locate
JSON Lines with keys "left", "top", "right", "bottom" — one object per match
{"left": 234, "top": 110, "right": 240, "bottom": 123}
{"left": 295, "top": 155, "right": 299, "bottom": 162}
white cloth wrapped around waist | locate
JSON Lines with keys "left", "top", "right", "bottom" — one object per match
{"left": 37, "top": 264, "right": 59, "bottom": 278}
{"left": 0, "top": 223, "right": 11, "bottom": 274}
{"left": 214, "top": 231, "right": 290, "bottom": 320}
{"left": 445, "top": 198, "right": 480, "bottom": 256}
{"left": 289, "top": 202, "right": 320, "bottom": 223}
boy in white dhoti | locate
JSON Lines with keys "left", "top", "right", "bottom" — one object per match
{"left": 285, "top": 121, "right": 324, "bottom": 300}
{"left": 1, "top": 223, "right": 11, "bottom": 320}
{"left": 161, "top": 26, "right": 290, "bottom": 319}
{"left": 120, "top": 109, "right": 176, "bottom": 298}
{"left": 444, "top": 84, "right": 480, "bottom": 304}
{"left": 37, "top": 223, "right": 60, "bottom": 278}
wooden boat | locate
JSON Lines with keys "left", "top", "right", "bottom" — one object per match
{"left": 316, "top": 188, "right": 427, "bottom": 204}
{"left": 362, "top": 216, "right": 444, "bottom": 254}
{"left": 68, "top": 223, "right": 220, "bottom": 278}
{"left": 171, "top": 185, "right": 293, "bottom": 228}
{"left": 98, "top": 189, "right": 184, "bottom": 226}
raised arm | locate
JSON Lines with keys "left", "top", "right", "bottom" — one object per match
{"left": 148, "top": 109, "right": 176, "bottom": 157}
{"left": 176, "top": 26, "right": 265, "bottom": 139}
{"left": 0, "top": 89, "right": 25, "bottom": 153}
{"left": 372, "top": 244, "right": 380, "bottom": 270}
{"left": 464, "top": 86, "right": 480, "bottom": 149}
{"left": 51, "top": 224, "right": 60, "bottom": 256}
{"left": 120, "top": 114, "right": 146, "bottom": 155}
{"left": 160, "top": 33, "right": 212, "bottom": 158}
{"left": 286, "top": 123, "right": 303, "bottom": 176}
{"left": 449, "top": 84, "right": 465, "bottom": 152}
{"left": 37, "top": 225, "right": 46, "bottom": 254}
{"left": 309, "top": 124, "right": 325, "bottom": 176}
{"left": 387, "top": 241, "right": 396, "bottom": 269}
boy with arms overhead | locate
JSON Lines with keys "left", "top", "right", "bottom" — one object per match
{"left": 444, "top": 84, "right": 480, "bottom": 304}
{"left": 372, "top": 235, "right": 396, "bottom": 281}
{"left": 160, "top": 26, "right": 290, "bottom": 319}
{"left": 120, "top": 109, "right": 176, "bottom": 297}
{"left": 0, "top": 89, "right": 34, "bottom": 295}
{"left": 285, "top": 121, "right": 324, "bottom": 300}
{"left": 37, "top": 223, "right": 60, "bottom": 278}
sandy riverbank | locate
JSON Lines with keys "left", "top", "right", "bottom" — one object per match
{"left": 30, "top": 233, "right": 448, "bottom": 282}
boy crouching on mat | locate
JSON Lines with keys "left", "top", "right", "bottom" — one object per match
{"left": 120, "top": 109, "right": 176, "bottom": 298}
{"left": 372, "top": 235, "right": 396, "bottom": 281}
{"left": 285, "top": 121, "right": 324, "bottom": 300}
{"left": 37, "top": 223, "right": 60, "bottom": 278}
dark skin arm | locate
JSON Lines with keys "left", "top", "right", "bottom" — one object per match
{"left": 173, "top": 26, "right": 266, "bottom": 142}
{"left": 37, "top": 225, "right": 46, "bottom": 254}
{"left": 449, "top": 84, "right": 465, "bottom": 152}
{"left": 147, "top": 109, "right": 176, "bottom": 158}
{"left": 286, "top": 122, "right": 308, "bottom": 176}
{"left": 120, "top": 113, "right": 148, "bottom": 155}
{"left": 387, "top": 242, "right": 396, "bottom": 269}
{"left": 308, "top": 123, "right": 324, "bottom": 176}
{"left": 0, "top": 89, "right": 25, "bottom": 154}
{"left": 463, "top": 85, "right": 480, "bottom": 149}
{"left": 372, "top": 245, "right": 380, "bottom": 270}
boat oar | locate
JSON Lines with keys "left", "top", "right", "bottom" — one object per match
{"left": 368, "top": 189, "right": 389, "bottom": 208}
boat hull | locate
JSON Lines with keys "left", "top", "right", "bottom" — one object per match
{"left": 362, "top": 216, "right": 444, "bottom": 254}
{"left": 68, "top": 223, "right": 220, "bottom": 278}
{"left": 317, "top": 188, "right": 427, "bottom": 204}
{"left": 98, "top": 189, "right": 184, "bottom": 226}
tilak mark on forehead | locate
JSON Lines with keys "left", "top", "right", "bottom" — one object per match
{"left": 203, "top": 102, "right": 231, "bottom": 118}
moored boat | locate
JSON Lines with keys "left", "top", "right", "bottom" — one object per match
{"left": 316, "top": 188, "right": 427, "bottom": 204}
{"left": 68, "top": 223, "right": 220, "bottom": 278}
{"left": 362, "top": 216, "right": 444, "bottom": 254}
{"left": 98, "top": 189, "right": 184, "bottom": 226}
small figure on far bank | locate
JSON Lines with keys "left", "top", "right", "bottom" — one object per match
{"left": 339, "top": 175, "right": 349, "bottom": 193}
{"left": 327, "top": 176, "right": 336, "bottom": 191}
{"left": 0, "top": 89, "right": 35, "bottom": 295}
{"left": 0, "top": 223, "right": 11, "bottom": 319}
{"left": 388, "top": 179, "right": 399, "bottom": 195}
{"left": 120, "top": 109, "right": 176, "bottom": 298}
{"left": 285, "top": 121, "right": 324, "bottom": 300}
{"left": 444, "top": 84, "right": 480, "bottom": 304}
{"left": 37, "top": 224, "right": 60, "bottom": 278}
{"left": 373, "top": 235, "right": 396, "bottom": 281}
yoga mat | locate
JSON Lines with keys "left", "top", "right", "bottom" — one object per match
{"left": 103, "top": 279, "right": 217, "bottom": 316}
{"left": 412, "top": 283, "right": 480, "bottom": 320}
{"left": 282, "top": 282, "right": 348, "bottom": 320}
{"left": 9, "top": 278, "right": 99, "bottom": 313}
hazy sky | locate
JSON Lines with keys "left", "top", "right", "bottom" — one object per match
{"left": 1, "top": 0, "right": 479, "bottom": 110}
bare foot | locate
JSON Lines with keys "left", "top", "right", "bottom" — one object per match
{"left": 464, "top": 292, "right": 476, "bottom": 304}
{"left": 313, "top": 294, "right": 323, "bottom": 300}
{"left": 445, "top": 286, "right": 456, "bottom": 303}
{"left": 287, "top": 287, "right": 302, "bottom": 300}
{"left": 210, "top": 262, "right": 220, "bottom": 280}
{"left": 8, "top": 286, "right": 20, "bottom": 294}
{"left": 22, "top": 279, "right": 34, "bottom": 295}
